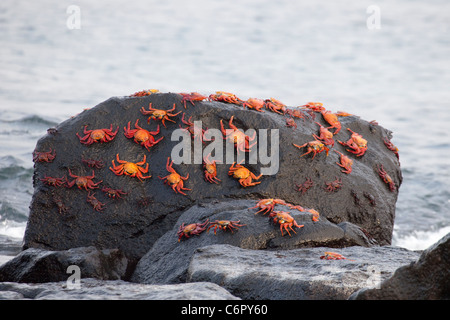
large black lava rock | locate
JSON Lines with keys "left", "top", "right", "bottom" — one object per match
{"left": 24, "top": 92, "right": 401, "bottom": 263}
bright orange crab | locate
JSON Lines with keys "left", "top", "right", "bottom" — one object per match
{"left": 264, "top": 98, "right": 287, "bottom": 114}
{"left": 377, "top": 164, "right": 396, "bottom": 192}
{"left": 338, "top": 128, "right": 368, "bottom": 157}
{"left": 123, "top": 119, "right": 164, "bottom": 151}
{"left": 313, "top": 121, "right": 335, "bottom": 147}
{"left": 207, "top": 220, "right": 246, "bottom": 235}
{"left": 250, "top": 198, "right": 289, "bottom": 215}
{"left": 269, "top": 211, "right": 304, "bottom": 236}
{"left": 301, "top": 102, "right": 326, "bottom": 112}
{"left": 180, "top": 113, "right": 206, "bottom": 144}
{"left": 220, "top": 116, "right": 257, "bottom": 153}
{"left": 203, "top": 154, "right": 221, "bottom": 184}
{"left": 320, "top": 252, "right": 354, "bottom": 261}
{"left": 228, "top": 162, "right": 262, "bottom": 187}
{"left": 66, "top": 169, "right": 103, "bottom": 190}
{"left": 76, "top": 124, "right": 119, "bottom": 145}
{"left": 109, "top": 154, "right": 151, "bottom": 181}
{"left": 293, "top": 137, "right": 329, "bottom": 160}
{"left": 130, "top": 89, "right": 160, "bottom": 97}
{"left": 179, "top": 92, "right": 208, "bottom": 109}
{"left": 33, "top": 148, "right": 56, "bottom": 163}
{"left": 140, "top": 103, "right": 181, "bottom": 127}
{"left": 209, "top": 91, "right": 243, "bottom": 104}
{"left": 177, "top": 220, "right": 209, "bottom": 242}
{"left": 334, "top": 150, "right": 353, "bottom": 174}
{"left": 159, "top": 157, "right": 191, "bottom": 195}
{"left": 241, "top": 98, "right": 265, "bottom": 112}
{"left": 321, "top": 110, "right": 341, "bottom": 134}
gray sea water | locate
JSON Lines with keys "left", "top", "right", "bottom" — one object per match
{"left": 0, "top": 0, "right": 449, "bottom": 256}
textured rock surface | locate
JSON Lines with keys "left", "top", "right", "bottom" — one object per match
{"left": 0, "top": 278, "right": 240, "bottom": 300}
{"left": 350, "top": 233, "right": 450, "bottom": 300}
{"left": 186, "top": 244, "right": 420, "bottom": 300}
{"left": 24, "top": 92, "right": 401, "bottom": 263}
{"left": 0, "top": 246, "right": 128, "bottom": 283}
{"left": 131, "top": 199, "right": 371, "bottom": 284}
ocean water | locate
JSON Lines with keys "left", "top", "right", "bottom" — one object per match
{"left": 0, "top": 0, "right": 449, "bottom": 256}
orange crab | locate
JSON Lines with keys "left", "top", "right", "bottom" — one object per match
{"left": 313, "top": 121, "right": 335, "bottom": 147}
{"left": 66, "top": 169, "right": 102, "bottom": 190}
{"left": 177, "top": 220, "right": 210, "bottom": 241}
{"left": 383, "top": 138, "right": 399, "bottom": 160}
{"left": 109, "top": 154, "right": 151, "bottom": 181}
{"left": 33, "top": 148, "right": 56, "bottom": 163}
{"left": 269, "top": 211, "right": 304, "bottom": 236}
{"left": 179, "top": 92, "right": 207, "bottom": 109}
{"left": 320, "top": 252, "right": 354, "bottom": 261}
{"left": 130, "top": 89, "right": 160, "bottom": 97}
{"left": 228, "top": 162, "right": 262, "bottom": 187}
{"left": 124, "top": 119, "right": 164, "bottom": 151}
{"left": 220, "top": 116, "right": 257, "bottom": 153}
{"left": 180, "top": 113, "right": 206, "bottom": 143}
{"left": 241, "top": 98, "right": 265, "bottom": 112}
{"left": 76, "top": 124, "right": 119, "bottom": 145}
{"left": 301, "top": 102, "right": 326, "bottom": 112}
{"left": 207, "top": 220, "right": 246, "bottom": 235}
{"left": 203, "top": 154, "right": 221, "bottom": 184}
{"left": 209, "top": 91, "right": 243, "bottom": 104}
{"left": 250, "top": 198, "right": 289, "bottom": 215}
{"left": 159, "top": 157, "right": 191, "bottom": 195}
{"left": 377, "top": 164, "right": 396, "bottom": 192}
{"left": 293, "top": 137, "right": 329, "bottom": 160}
{"left": 334, "top": 150, "right": 353, "bottom": 174}
{"left": 338, "top": 128, "right": 368, "bottom": 157}
{"left": 321, "top": 110, "right": 341, "bottom": 134}
{"left": 140, "top": 103, "right": 181, "bottom": 127}
{"left": 264, "top": 98, "right": 287, "bottom": 114}
{"left": 305, "top": 208, "right": 320, "bottom": 222}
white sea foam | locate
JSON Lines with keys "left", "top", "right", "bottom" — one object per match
{"left": 392, "top": 226, "right": 450, "bottom": 251}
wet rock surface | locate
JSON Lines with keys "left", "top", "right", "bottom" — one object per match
{"left": 24, "top": 92, "right": 401, "bottom": 264}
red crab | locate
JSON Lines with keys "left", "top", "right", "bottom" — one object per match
{"left": 109, "top": 154, "right": 151, "bottom": 181}
{"left": 40, "top": 175, "right": 66, "bottom": 187}
{"left": 124, "top": 119, "right": 164, "bottom": 151}
{"left": 101, "top": 187, "right": 127, "bottom": 199}
{"left": 293, "top": 137, "right": 329, "bottom": 160}
{"left": 264, "top": 98, "right": 287, "bottom": 114}
{"left": 285, "top": 117, "right": 297, "bottom": 129}
{"left": 86, "top": 192, "right": 106, "bottom": 212}
{"left": 66, "top": 169, "right": 102, "bottom": 190}
{"left": 179, "top": 92, "right": 207, "bottom": 109}
{"left": 313, "top": 121, "right": 335, "bottom": 147}
{"left": 334, "top": 150, "right": 353, "bottom": 174}
{"left": 228, "top": 162, "right": 262, "bottom": 187}
{"left": 220, "top": 116, "right": 257, "bottom": 153}
{"left": 82, "top": 157, "right": 105, "bottom": 169}
{"left": 338, "top": 128, "right": 368, "bottom": 157}
{"left": 305, "top": 208, "right": 320, "bottom": 222}
{"left": 76, "top": 124, "right": 119, "bottom": 145}
{"left": 250, "top": 198, "right": 289, "bottom": 215}
{"left": 377, "top": 164, "right": 396, "bottom": 192}
{"left": 207, "top": 220, "right": 246, "bottom": 235}
{"left": 180, "top": 113, "right": 206, "bottom": 143}
{"left": 53, "top": 196, "right": 68, "bottom": 214}
{"left": 383, "top": 138, "right": 399, "bottom": 160}
{"left": 140, "top": 103, "right": 181, "bottom": 127}
{"left": 286, "top": 108, "right": 307, "bottom": 119}
{"left": 33, "top": 148, "right": 56, "bottom": 163}
{"left": 320, "top": 252, "right": 354, "bottom": 261}
{"left": 295, "top": 177, "right": 314, "bottom": 195}
{"left": 159, "top": 157, "right": 191, "bottom": 195}
{"left": 177, "top": 220, "right": 210, "bottom": 242}
{"left": 130, "top": 89, "right": 159, "bottom": 97}
{"left": 302, "top": 102, "right": 326, "bottom": 112}
{"left": 269, "top": 211, "right": 304, "bottom": 236}
{"left": 324, "top": 177, "right": 342, "bottom": 192}
{"left": 203, "top": 154, "right": 221, "bottom": 184}
{"left": 321, "top": 110, "right": 341, "bottom": 134}
{"left": 209, "top": 91, "right": 243, "bottom": 104}
{"left": 241, "top": 98, "right": 265, "bottom": 112}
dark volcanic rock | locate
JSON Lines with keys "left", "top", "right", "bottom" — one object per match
{"left": 0, "top": 246, "right": 128, "bottom": 283}
{"left": 24, "top": 92, "right": 401, "bottom": 262}
{"left": 186, "top": 244, "right": 420, "bottom": 300}
{"left": 350, "top": 233, "right": 450, "bottom": 300}
{"left": 131, "top": 199, "right": 371, "bottom": 284}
